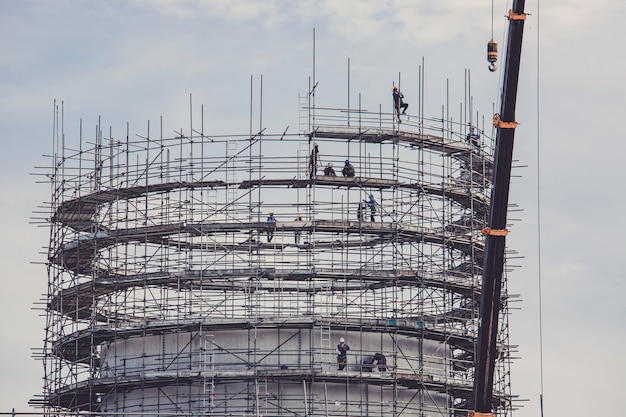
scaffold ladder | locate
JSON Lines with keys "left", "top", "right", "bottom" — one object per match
{"left": 320, "top": 324, "right": 332, "bottom": 370}
{"left": 297, "top": 141, "right": 309, "bottom": 179}
{"left": 205, "top": 188, "right": 218, "bottom": 263}
{"left": 201, "top": 332, "right": 216, "bottom": 412}
{"left": 206, "top": 187, "right": 218, "bottom": 216}
{"left": 298, "top": 142, "right": 309, "bottom": 181}
{"left": 298, "top": 92, "right": 313, "bottom": 189}
{"left": 226, "top": 140, "right": 238, "bottom": 217}
{"left": 298, "top": 93, "right": 309, "bottom": 135}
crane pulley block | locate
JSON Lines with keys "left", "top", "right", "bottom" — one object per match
{"left": 487, "top": 40, "right": 498, "bottom": 72}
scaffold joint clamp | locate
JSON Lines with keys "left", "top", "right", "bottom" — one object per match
{"left": 482, "top": 227, "right": 509, "bottom": 236}
{"left": 493, "top": 113, "right": 519, "bottom": 129}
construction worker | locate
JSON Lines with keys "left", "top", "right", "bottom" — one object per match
{"left": 336, "top": 337, "right": 350, "bottom": 370}
{"left": 323, "top": 162, "right": 336, "bottom": 176}
{"left": 392, "top": 86, "right": 408, "bottom": 123}
{"left": 342, "top": 160, "right": 355, "bottom": 177}
{"left": 466, "top": 125, "right": 481, "bottom": 154}
{"left": 357, "top": 202, "right": 365, "bottom": 222}
{"left": 267, "top": 211, "right": 276, "bottom": 242}
{"left": 373, "top": 352, "right": 387, "bottom": 372}
{"left": 294, "top": 213, "right": 303, "bottom": 244}
{"left": 363, "top": 194, "right": 377, "bottom": 222}
{"left": 362, "top": 352, "right": 387, "bottom": 372}
{"left": 308, "top": 142, "right": 320, "bottom": 179}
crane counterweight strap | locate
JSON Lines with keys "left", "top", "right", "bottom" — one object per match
{"left": 507, "top": 9, "right": 527, "bottom": 20}
{"left": 482, "top": 227, "right": 509, "bottom": 236}
{"left": 493, "top": 113, "right": 519, "bottom": 129}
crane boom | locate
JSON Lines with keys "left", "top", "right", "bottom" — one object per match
{"left": 471, "top": 0, "right": 527, "bottom": 415}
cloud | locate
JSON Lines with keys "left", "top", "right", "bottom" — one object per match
{"left": 106, "top": 39, "right": 216, "bottom": 82}
{"left": 139, "top": 0, "right": 287, "bottom": 26}
{"left": 291, "top": 0, "right": 499, "bottom": 52}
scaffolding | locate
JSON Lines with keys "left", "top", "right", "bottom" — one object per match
{"left": 32, "top": 95, "right": 514, "bottom": 417}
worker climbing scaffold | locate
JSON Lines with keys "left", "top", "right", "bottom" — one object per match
{"left": 307, "top": 142, "right": 321, "bottom": 179}
{"left": 392, "top": 86, "right": 408, "bottom": 123}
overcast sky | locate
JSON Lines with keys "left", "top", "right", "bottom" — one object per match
{"left": 1, "top": 1, "right": 625, "bottom": 416}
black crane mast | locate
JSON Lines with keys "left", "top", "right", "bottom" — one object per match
{"left": 471, "top": 0, "right": 527, "bottom": 416}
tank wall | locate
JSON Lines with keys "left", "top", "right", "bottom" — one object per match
{"left": 101, "top": 328, "right": 451, "bottom": 376}
{"left": 101, "top": 380, "right": 450, "bottom": 417}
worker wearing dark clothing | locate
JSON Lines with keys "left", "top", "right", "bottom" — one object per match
{"left": 357, "top": 202, "right": 365, "bottom": 221}
{"left": 324, "top": 162, "right": 336, "bottom": 176}
{"left": 294, "top": 213, "right": 303, "bottom": 244}
{"left": 267, "top": 211, "right": 276, "bottom": 242}
{"left": 342, "top": 160, "right": 355, "bottom": 177}
{"left": 362, "top": 353, "right": 387, "bottom": 372}
{"left": 336, "top": 337, "right": 350, "bottom": 370}
{"left": 465, "top": 125, "right": 481, "bottom": 154}
{"left": 308, "top": 143, "right": 320, "bottom": 179}
{"left": 392, "top": 86, "right": 408, "bottom": 123}
{"left": 364, "top": 194, "right": 377, "bottom": 222}
{"left": 373, "top": 353, "right": 387, "bottom": 371}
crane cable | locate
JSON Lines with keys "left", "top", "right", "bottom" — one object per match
{"left": 487, "top": 0, "right": 498, "bottom": 71}
{"left": 492, "top": 0, "right": 495, "bottom": 39}
{"left": 536, "top": 1, "right": 546, "bottom": 416}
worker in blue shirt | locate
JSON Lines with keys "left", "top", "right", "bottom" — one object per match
{"left": 267, "top": 211, "right": 276, "bottom": 242}
{"left": 466, "top": 125, "right": 481, "bottom": 154}
{"left": 336, "top": 337, "right": 350, "bottom": 370}
{"left": 363, "top": 194, "right": 377, "bottom": 222}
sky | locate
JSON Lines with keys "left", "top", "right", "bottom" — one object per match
{"left": 1, "top": 0, "right": 625, "bottom": 416}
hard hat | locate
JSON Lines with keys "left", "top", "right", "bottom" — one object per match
{"left": 327, "top": 162, "right": 332, "bottom": 167}
{"left": 269, "top": 211, "right": 274, "bottom": 214}
{"left": 314, "top": 142, "right": 318, "bottom": 146}
{"left": 345, "top": 159, "right": 350, "bottom": 164}
{"left": 339, "top": 337, "right": 345, "bottom": 343}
